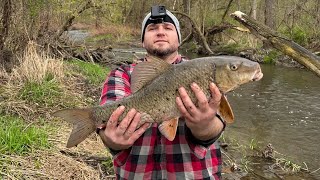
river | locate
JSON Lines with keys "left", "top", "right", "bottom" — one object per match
{"left": 224, "top": 64, "right": 320, "bottom": 178}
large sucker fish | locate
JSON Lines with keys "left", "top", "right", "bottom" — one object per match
{"left": 53, "top": 56, "right": 263, "bottom": 148}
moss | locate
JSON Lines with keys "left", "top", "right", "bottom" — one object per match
{"left": 263, "top": 50, "right": 280, "bottom": 64}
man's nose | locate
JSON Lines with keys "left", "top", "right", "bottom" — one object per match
{"left": 156, "top": 26, "right": 166, "bottom": 35}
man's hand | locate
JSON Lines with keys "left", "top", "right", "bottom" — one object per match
{"left": 176, "top": 82, "right": 224, "bottom": 141}
{"left": 98, "top": 106, "right": 150, "bottom": 151}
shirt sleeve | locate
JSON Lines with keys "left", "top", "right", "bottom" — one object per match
{"left": 99, "top": 65, "right": 133, "bottom": 155}
{"left": 99, "top": 65, "right": 133, "bottom": 105}
{"left": 185, "top": 114, "right": 225, "bottom": 147}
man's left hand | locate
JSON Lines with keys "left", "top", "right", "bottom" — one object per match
{"left": 176, "top": 82, "right": 224, "bottom": 141}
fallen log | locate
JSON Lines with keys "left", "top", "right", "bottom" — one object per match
{"left": 230, "top": 11, "right": 320, "bottom": 77}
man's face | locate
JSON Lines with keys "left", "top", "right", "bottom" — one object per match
{"left": 143, "top": 22, "right": 179, "bottom": 57}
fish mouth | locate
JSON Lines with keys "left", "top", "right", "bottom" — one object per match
{"left": 252, "top": 70, "right": 263, "bottom": 81}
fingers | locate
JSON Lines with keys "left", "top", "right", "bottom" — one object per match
{"left": 208, "top": 82, "right": 221, "bottom": 109}
{"left": 100, "top": 106, "right": 151, "bottom": 150}
{"left": 123, "top": 112, "right": 141, "bottom": 139}
{"left": 129, "top": 123, "right": 151, "bottom": 143}
{"left": 190, "top": 83, "right": 209, "bottom": 110}
{"left": 176, "top": 82, "right": 221, "bottom": 121}
{"left": 177, "top": 86, "right": 197, "bottom": 115}
{"left": 107, "top": 105, "right": 125, "bottom": 129}
{"left": 176, "top": 96, "right": 193, "bottom": 120}
{"left": 176, "top": 83, "right": 208, "bottom": 118}
{"left": 115, "top": 108, "right": 137, "bottom": 136}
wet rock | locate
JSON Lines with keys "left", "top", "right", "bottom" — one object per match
{"left": 262, "top": 143, "right": 274, "bottom": 159}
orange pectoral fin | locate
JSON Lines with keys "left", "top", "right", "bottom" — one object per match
{"left": 158, "top": 117, "right": 179, "bottom": 141}
{"left": 219, "top": 95, "right": 234, "bottom": 124}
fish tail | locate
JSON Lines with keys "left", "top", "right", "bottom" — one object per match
{"left": 52, "top": 108, "right": 96, "bottom": 148}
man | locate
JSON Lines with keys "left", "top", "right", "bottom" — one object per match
{"left": 98, "top": 6, "right": 225, "bottom": 180}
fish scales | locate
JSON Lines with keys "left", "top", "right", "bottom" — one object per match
{"left": 93, "top": 59, "right": 215, "bottom": 125}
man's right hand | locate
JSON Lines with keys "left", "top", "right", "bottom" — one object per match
{"left": 98, "top": 106, "right": 150, "bottom": 151}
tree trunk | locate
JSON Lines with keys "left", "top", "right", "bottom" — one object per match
{"left": 251, "top": 0, "right": 257, "bottom": 20}
{"left": 265, "top": 0, "right": 275, "bottom": 29}
{"left": 183, "top": 0, "right": 191, "bottom": 15}
{"left": 263, "top": 0, "right": 275, "bottom": 48}
{"left": 231, "top": 11, "right": 320, "bottom": 77}
{"left": 0, "top": 0, "right": 12, "bottom": 69}
{"left": 317, "top": 0, "right": 320, "bottom": 25}
{"left": 125, "top": 0, "right": 147, "bottom": 27}
{"left": 0, "top": 0, "right": 11, "bottom": 51}
{"left": 94, "top": 6, "right": 102, "bottom": 29}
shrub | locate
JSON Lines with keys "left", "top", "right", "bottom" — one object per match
{"left": 263, "top": 50, "right": 280, "bottom": 64}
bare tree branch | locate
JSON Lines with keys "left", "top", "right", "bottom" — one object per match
{"left": 172, "top": 11, "right": 213, "bottom": 54}
{"left": 180, "top": 32, "right": 193, "bottom": 46}
{"left": 221, "top": 0, "right": 234, "bottom": 23}
{"left": 56, "top": 0, "right": 93, "bottom": 38}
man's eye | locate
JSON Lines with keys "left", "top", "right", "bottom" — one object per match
{"left": 165, "top": 25, "right": 174, "bottom": 30}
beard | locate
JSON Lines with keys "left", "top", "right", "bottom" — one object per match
{"left": 145, "top": 43, "right": 178, "bottom": 58}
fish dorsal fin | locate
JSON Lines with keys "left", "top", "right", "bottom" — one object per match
{"left": 158, "top": 117, "right": 179, "bottom": 141}
{"left": 219, "top": 95, "right": 235, "bottom": 123}
{"left": 131, "top": 56, "right": 171, "bottom": 93}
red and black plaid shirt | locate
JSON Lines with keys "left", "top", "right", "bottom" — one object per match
{"left": 100, "top": 55, "right": 222, "bottom": 180}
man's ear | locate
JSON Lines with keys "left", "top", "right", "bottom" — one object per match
{"left": 142, "top": 42, "right": 145, "bottom": 48}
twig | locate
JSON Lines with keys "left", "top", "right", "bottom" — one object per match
{"left": 222, "top": 31, "right": 238, "bottom": 44}
{"left": 301, "top": 162, "right": 309, "bottom": 171}
{"left": 84, "top": 45, "right": 94, "bottom": 63}
{"left": 23, "top": 121, "right": 35, "bottom": 131}
{"left": 310, "top": 167, "right": 320, "bottom": 174}
{"left": 221, "top": 150, "right": 234, "bottom": 163}
{"left": 97, "top": 163, "right": 104, "bottom": 178}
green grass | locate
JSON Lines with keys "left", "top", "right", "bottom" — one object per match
{"left": 19, "top": 80, "right": 62, "bottom": 107}
{"left": 68, "top": 59, "right": 110, "bottom": 86}
{"left": 276, "top": 158, "right": 302, "bottom": 172}
{"left": 0, "top": 115, "right": 50, "bottom": 155}
{"left": 101, "top": 155, "right": 114, "bottom": 175}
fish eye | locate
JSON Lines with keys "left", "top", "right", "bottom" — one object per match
{"left": 230, "top": 64, "right": 238, "bottom": 71}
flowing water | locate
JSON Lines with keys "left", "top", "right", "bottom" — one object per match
{"left": 224, "top": 64, "right": 320, "bottom": 178}
{"left": 64, "top": 30, "right": 89, "bottom": 42}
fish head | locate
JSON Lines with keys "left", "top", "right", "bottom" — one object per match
{"left": 213, "top": 56, "right": 263, "bottom": 93}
